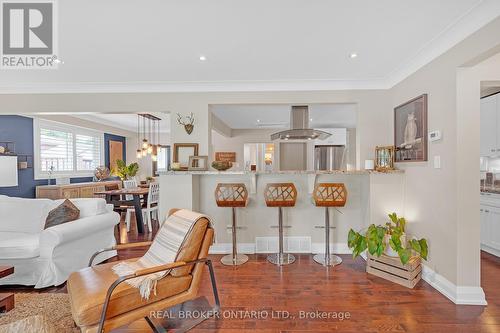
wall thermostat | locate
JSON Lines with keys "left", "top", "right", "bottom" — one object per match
{"left": 428, "top": 130, "right": 442, "bottom": 142}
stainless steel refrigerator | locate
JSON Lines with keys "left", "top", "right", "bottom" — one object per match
{"left": 314, "top": 145, "right": 346, "bottom": 171}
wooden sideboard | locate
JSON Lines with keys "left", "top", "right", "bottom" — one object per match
{"left": 36, "top": 180, "right": 122, "bottom": 199}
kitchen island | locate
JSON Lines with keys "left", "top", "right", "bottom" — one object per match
{"left": 158, "top": 170, "right": 405, "bottom": 254}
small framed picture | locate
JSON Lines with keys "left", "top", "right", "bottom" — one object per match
{"left": 188, "top": 156, "right": 208, "bottom": 171}
{"left": 375, "top": 146, "right": 395, "bottom": 171}
{"left": 173, "top": 143, "right": 199, "bottom": 170}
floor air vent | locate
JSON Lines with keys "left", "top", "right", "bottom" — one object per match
{"left": 255, "top": 236, "right": 311, "bottom": 253}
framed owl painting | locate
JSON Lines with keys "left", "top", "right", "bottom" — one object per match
{"left": 394, "top": 94, "right": 428, "bottom": 162}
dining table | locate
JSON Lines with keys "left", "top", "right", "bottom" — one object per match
{"left": 95, "top": 187, "right": 149, "bottom": 233}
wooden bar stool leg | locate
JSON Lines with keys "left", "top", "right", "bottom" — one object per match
{"left": 267, "top": 207, "right": 295, "bottom": 266}
{"left": 221, "top": 207, "right": 248, "bottom": 266}
{"left": 314, "top": 207, "right": 342, "bottom": 267}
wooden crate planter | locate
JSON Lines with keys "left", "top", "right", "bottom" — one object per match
{"left": 366, "top": 254, "right": 422, "bottom": 288}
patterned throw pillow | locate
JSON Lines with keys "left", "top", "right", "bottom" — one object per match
{"left": 44, "top": 199, "right": 80, "bottom": 229}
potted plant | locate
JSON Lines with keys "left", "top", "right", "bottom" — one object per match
{"left": 112, "top": 160, "right": 139, "bottom": 181}
{"left": 347, "top": 213, "right": 428, "bottom": 265}
{"left": 146, "top": 176, "right": 154, "bottom": 184}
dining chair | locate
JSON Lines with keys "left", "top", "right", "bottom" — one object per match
{"left": 123, "top": 179, "right": 137, "bottom": 201}
{"left": 125, "top": 182, "right": 160, "bottom": 232}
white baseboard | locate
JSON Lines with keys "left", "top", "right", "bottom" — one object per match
{"left": 209, "top": 242, "right": 352, "bottom": 255}
{"left": 311, "top": 242, "right": 351, "bottom": 254}
{"left": 209, "top": 243, "right": 255, "bottom": 254}
{"left": 421, "top": 265, "right": 487, "bottom": 306}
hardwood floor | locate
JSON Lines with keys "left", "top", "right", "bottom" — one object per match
{"left": 3, "top": 217, "right": 500, "bottom": 332}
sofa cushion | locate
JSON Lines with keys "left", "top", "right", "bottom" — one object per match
{"left": 44, "top": 199, "right": 80, "bottom": 229}
{"left": 0, "top": 196, "right": 54, "bottom": 233}
{"left": 67, "top": 260, "right": 192, "bottom": 327}
{"left": 53, "top": 198, "right": 107, "bottom": 218}
{"left": 0, "top": 232, "right": 40, "bottom": 259}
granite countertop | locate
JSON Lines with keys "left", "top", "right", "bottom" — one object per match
{"left": 158, "top": 169, "right": 404, "bottom": 176}
{"left": 480, "top": 188, "right": 500, "bottom": 195}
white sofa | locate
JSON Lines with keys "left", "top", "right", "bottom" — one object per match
{"left": 0, "top": 195, "right": 120, "bottom": 288}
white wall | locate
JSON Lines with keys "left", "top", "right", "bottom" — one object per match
{"left": 389, "top": 17, "right": 500, "bottom": 293}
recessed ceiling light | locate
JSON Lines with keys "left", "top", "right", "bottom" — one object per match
{"left": 310, "top": 118, "right": 313, "bottom": 122}
{"left": 199, "top": 55, "right": 207, "bottom": 61}
{"left": 349, "top": 53, "right": 358, "bottom": 59}
{"left": 257, "top": 119, "right": 260, "bottom": 122}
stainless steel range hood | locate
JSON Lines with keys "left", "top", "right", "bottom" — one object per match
{"left": 270, "top": 105, "right": 331, "bottom": 141}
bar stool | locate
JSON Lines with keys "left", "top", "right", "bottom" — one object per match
{"left": 215, "top": 183, "right": 249, "bottom": 266}
{"left": 312, "top": 183, "right": 347, "bottom": 266}
{"left": 264, "top": 183, "right": 297, "bottom": 265}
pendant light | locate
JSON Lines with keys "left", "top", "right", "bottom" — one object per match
{"left": 141, "top": 114, "right": 148, "bottom": 149}
{"left": 151, "top": 120, "right": 158, "bottom": 162}
{"left": 136, "top": 114, "right": 142, "bottom": 159}
{"left": 147, "top": 117, "right": 153, "bottom": 154}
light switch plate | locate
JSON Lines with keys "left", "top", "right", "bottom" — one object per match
{"left": 434, "top": 155, "right": 441, "bottom": 169}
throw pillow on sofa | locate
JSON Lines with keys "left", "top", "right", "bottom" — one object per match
{"left": 44, "top": 199, "right": 80, "bottom": 229}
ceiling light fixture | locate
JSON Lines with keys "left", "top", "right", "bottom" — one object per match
{"left": 199, "top": 55, "right": 207, "bottom": 61}
{"left": 137, "top": 113, "right": 161, "bottom": 159}
{"left": 349, "top": 53, "right": 358, "bottom": 59}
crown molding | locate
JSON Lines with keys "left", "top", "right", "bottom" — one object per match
{"left": 385, "top": 0, "right": 500, "bottom": 88}
{"left": 0, "top": 79, "right": 388, "bottom": 94}
{"left": 0, "top": 1, "right": 498, "bottom": 95}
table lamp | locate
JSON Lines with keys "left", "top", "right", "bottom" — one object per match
{"left": 0, "top": 155, "right": 18, "bottom": 187}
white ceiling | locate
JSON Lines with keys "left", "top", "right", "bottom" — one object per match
{"left": 2, "top": 0, "right": 500, "bottom": 93}
{"left": 211, "top": 104, "right": 357, "bottom": 129}
{"left": 73, "top": 113, "right": 171, "bottom": 133}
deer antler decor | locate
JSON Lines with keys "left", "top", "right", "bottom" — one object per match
{"left": 177, "top": 112, "right": 195, "bottom": 135}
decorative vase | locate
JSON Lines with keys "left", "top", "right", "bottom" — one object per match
{"left": 383, "top": 233, "right": 406, "bottom": 257}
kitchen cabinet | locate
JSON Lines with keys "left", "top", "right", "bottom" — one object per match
{"left": 480, "top": 203, "right": 500, "bottom": 256}
{"left": 480, "top": 93, "right": 500, "bottom": 157}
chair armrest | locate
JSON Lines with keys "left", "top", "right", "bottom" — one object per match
{"left": 40, "top": 212, "right": 120, "bottom": 256}
{"left": 88, "top": 241, "right": 153, "bottom": 266}
{"left": 114, "top": 241, "right": 153, "bottom": 250}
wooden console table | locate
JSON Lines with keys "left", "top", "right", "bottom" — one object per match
{"left": 36, "top": 180, "right": 122, "bottom": 199}
{"left": 0, "top": 266, "right": 14, "bottom": 312}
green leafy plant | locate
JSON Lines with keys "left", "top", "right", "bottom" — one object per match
{"left": 112, "top": 160, "right": 139, "bottom": 180}
{"left": 347, "top": 212, "right": 428, "bottom": 265}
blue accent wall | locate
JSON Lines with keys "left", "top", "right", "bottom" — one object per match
{"left": 104, "top": 133, "right": 127, "bottom": 169}
{"left": 0, "top": 115, "right": 111, "bottom": 198}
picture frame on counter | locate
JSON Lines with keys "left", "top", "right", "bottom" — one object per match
{"left": 188, "top": 155, "right": 208, "bottom": 171}
{"left": 375, "top": 146, "right": 395, "bottom": 172}
{"left": 173, "top": 143, "right": 199, "bottom": 170}
{"left": 394, "top": 94, "right": 428, "bottom": 162}
{"left": 215, "top": 151, "right": 236, "bottom": 162}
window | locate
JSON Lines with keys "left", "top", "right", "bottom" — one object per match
{"left": 157, "top": 145, "right": 171, "bottom": 171}
{"left": 35, "top": 119, "right": 104, "bottom": 179}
